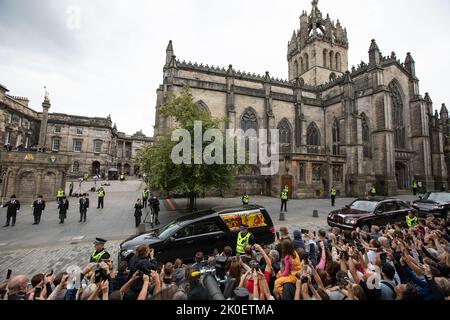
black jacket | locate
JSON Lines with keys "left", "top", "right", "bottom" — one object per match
{"left": 134, "top": 204, "right": 143, "bottom": 217}
{"left": 32, "top": 200, "right": 46, "bottom": 215}
{"left": 58, "top": 200, "right": 69, "bottom": 214}
{"left": 151, "top": 198, "right": 160, "bottom": 212}
{"left": 3, "top": 200, "right": 20, "bottom": 215}
{"left": 79, "top": 198, "right": 89, "bottom": 212}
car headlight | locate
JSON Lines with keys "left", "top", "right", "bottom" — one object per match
{"left": 121, "top": 249, "right": 134, "bottom": 259}
{"left": 345, "top": 218, "right": 357, "bottom": 225}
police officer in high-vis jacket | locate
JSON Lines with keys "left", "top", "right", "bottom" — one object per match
{"left": 97, "top": 188, "right": 105, "bottom": 209}
{"left": 242, "top": 193, "right": 249, "bottom": 206}
{"left": 90, "top": 238, "right": 111, "bottom": 263}
{"left": 236, "top": 224, "right": 255, "bottom": 255}
{"left": 406, "top": 211, "right": 419, "bottom": 229}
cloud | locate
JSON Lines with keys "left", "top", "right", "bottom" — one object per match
{"left": 0, "top": 0, "right": 449, "bottom": 137}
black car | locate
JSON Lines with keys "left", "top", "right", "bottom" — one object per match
{"left": 412, "top": 192, "right": 450, "bottom": 219}
{"left": 119, "top": 205, "right": 276, "bottom": 264}
{"left": 328, "top": 197, "right": 414, "bottom": 232}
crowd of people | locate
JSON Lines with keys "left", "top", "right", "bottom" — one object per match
{"left": 3, "top": 143, "right": 46, "bottom": 153}
{"left": 1, "top": 212, "right": 449, "bottom": 301}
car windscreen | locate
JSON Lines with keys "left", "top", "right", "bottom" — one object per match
{"left": 220, "top": 210, "right": 268, "bottom": 232}
{"left": 350, "top": 200, "right": 377, "bottom": 212}
{"left": 158, "top": 222, "right": 183, "bottom": 239}
{"left": 422, "top": 193, "right": 450, "bottom": 203}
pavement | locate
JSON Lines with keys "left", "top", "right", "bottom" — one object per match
{"left": 0, "top": 178, "right": 419, "bottom": 281}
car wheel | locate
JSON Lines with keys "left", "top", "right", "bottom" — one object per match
{"left": 362, "top": 224, "right": 371, "bottom": 233}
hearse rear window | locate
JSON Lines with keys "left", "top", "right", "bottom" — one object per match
{"left": 220, "top": 210, "right": 267, "bottom": 231}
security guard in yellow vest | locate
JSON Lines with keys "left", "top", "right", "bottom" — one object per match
{"left": 412, "top": 181, "right": 418, "bottom": 196}
{"left": 142, "top": 188, "right": 149, "bottom": 208}
{"left": 280, "top": 189, "right": 289, "bottom": 213}
{"left": 97, "top": 188, "right": 105, "bottom": 209}
{"left": 56, "top": 189, "right": 65, "bottom": 202}
{"left": 406, "top": 211, "right": 419, "bottom": 229}
{"left": 90, "top": 238, "right": 110, "bottom": 263}
{"left": 242, "top": 193, "right": 250, "bottom": 205}
{"left": 236, "top": 224, "right": 255, "bottom": 255}
{"left": 330, "top": 186, "right": 337, "bottom": 207}
{"left": 370, "top": 185, "right": 376, "bottom": 197}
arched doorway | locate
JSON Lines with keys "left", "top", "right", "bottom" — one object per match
{"left": 395, "top": 162, "right": 408, "bottom": 190}
{"left": 124, "top": 163, "right": 131, "bottom": 175}
{"left": 92, "top": 161, "right": 101, "bottom": 176}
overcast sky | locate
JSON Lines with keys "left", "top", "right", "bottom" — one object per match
{"left": 1, "top": 0, "right": 449, "bottom": 136}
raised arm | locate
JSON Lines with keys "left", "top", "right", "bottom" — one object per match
{"left": 254, "top": 244, "right": 272, "bottom": 273}
{"left": 137, "top": 275, "right": 149, "bottom": 301}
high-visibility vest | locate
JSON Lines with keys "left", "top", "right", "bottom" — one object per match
{"left": 57, "top": 190, "right": 64, "bottom": 198}
{"left": 242, "top": 195, "right": 249, "bottom": 204}
{"left": 370, "top": 187, "right": 376, "bottom": 194}
{"left": 91, "top": 250, "right": 107, "bottom": 263}
{"left": 143, "top": 191, "right": 149, "bottom": 199}
{"left": 281, "top": 191, "right": 288, "bottom": 200}
{"left": 406, "top": 215, "right": 418, "bottom": 228}
{"left": 236, "top": 232, "right": 251, "bottom": 254}
{"left": 98, "top": 190, "right": 105, "bottom": 198}
{"left": 412, "top": 182, "right": 418, "bottom": 189}
{"left": 331, "top": 188, "right": 337, "bottom": 196}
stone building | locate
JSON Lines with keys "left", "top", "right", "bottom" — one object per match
{"left": 154, "top": 0, "right": 449, "bottom": 198}
{"left": 0, "top": 83, "right": 153, "bottom": 202}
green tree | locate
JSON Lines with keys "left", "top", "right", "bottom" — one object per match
{"left": 136, "top": 87, "right": 243, "bottom": 211}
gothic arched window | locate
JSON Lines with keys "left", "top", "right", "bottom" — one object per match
{"left": 307, "top": 122, "right": 321, "bottom": 154}
{"left": 294, "top": 60, "right": 299, "bottom": 76}
{"left": 335, "top": 52, "right": 341, "bottom": 71}
{"left": 300, "top": 57, "right": 304, "bottom": 74}
{"left": 323, "top": 49, "right": 328, "bottom": 68}
{"left": 332, "top": 119, "right": 340, "bottom": 155}
{"left": 278, "top": 119, "right": 292, "bottom": 153}
{"left": 362, "top": 114, "right": 371, "bottom": 158}
{"left": 240, "top": 108, "right": 258, "bottom": 132}
{"left": 389, "top": 81, "right": 406, "bottom": 149}
{"left": 304, "top": 53, "right": 309, "bottom": 71}
{"left": 329, "top": 51, "right": 334, "bottom": 70}
{"left": 196, "top": 100, "right": 211, "bottom": 116}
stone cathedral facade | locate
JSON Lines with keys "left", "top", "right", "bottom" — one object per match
{"left": 154, "top": 0, "right": 449, "bottom": 199}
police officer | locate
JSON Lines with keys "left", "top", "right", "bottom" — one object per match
{"left": 58, "top": 196, "right": 69, "bottom": 224}
{"left": 79, "top": 194, "right": 90, "bottom": 223}
{"left": 242, "top": 193, "right": 250, "bottom": 206}
{"left": 97, "top": 188, "right": 105, "bottom": 209}
{"left": 412, "top": 180, "right": 418, "bottom": 196}
{"left": 56, "top": 189, "right": 65, "bottom": 202}
{"left": 32, "top": 195, "right": 46, "bottom": 225}
{"left": 69, "top": 181, "right": 74, "bottom": 197}
{"left": 2, "top": 195, "right": 20, "bottom": 227}
{"left": 84, "top": 173, "right": 89, "bottom": 182}
{"left": 330, "top": 186, "right": 337, "bottom": 207}
{"left": 90, "top": 238, "right": 110, "bottom": 263}
{"left": 280, "top": 188, "right": 289, "bottom": 213}
{"left": 236, "top": 224, "right": 255, "bottom": 255}
{"left": 406, "top": 210, "right": 419, "bottom": 229}
{"left": 142, "top": 188, "right": 149, "bottom": 209}
{"left": 370, "top": 185, "right": 377, "bottom": 197}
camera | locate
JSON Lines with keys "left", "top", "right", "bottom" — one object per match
{"left": 251, "top": 261, "right": 260, "bottom": 272}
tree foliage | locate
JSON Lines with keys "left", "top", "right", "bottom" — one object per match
{"left": 136, "top": 87, "right": 242, "bottom": 205}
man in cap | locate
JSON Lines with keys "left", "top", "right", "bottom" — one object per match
{"left": 90, "top": 238, "right": 111, "bottom": 263}
{"left": 236, "top": 224, "right": 255, "bottom": 255}
{"left": 2, "top": 195, "right": 20, "bottom": 227}
{"left": 32, "top": 195, "right": 46, "bottom": 225}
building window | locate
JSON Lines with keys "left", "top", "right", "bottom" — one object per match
{"left": 73, "top": 140, "right": 82, "bottom": 152}
{"left": 54, "top": 126, "right": 61, "bottom": 134}
{"left": 362, "top": 114, "right": 370, "bottom": 158}
{"left": 278, "top": 119, "right": 292, "bottom": 153}
{"left": 25, "top": 136, "right": 30, "bottom": 148}
{"left": 389, "top": 81, "right": 406, "bottom": 149}
{"left": 303, "top": 53, "right": 309, "bottom": 71}
{"left": 22, "top": 119, "right": 30, "bottom": 129}
{"left": 52, "top": 138, "right": 61, "bottom": 152}
{"left": 72, "top": 161, "right": 80, "bottom": 173}
{"left": 94, "top": 140, "right": 102, "bottom": 154}
{"left": 76, "top": 128, "right": 83, "bottom": 135}
{"left": 241, "top": 109, "right": 258, "bottom": 132}
{"left": 332, "top": 119, "right": 340, "bottom": 155}
{"left": 6, "top": 113, "right": 12, "bottom": 124}
{"left": 323, "top": 49, "right": 328, "bottom": 68}
{"left": 307, "top": 122, "right": 321, "bottom": 154}
{"left": 16, "top": 134, "right": 23, "bottom": 148}
{"left": 95, "top": 129, "right": 102, "bottom": 137}
{"left": 299, "top": 163, "right": 305, "bottom": 182}
{"left": 333, "top": 166, "right": 343, "bottom": 182}
{"left": 5, "top": 131, "right": 11, "bottom": 144}
{"left": 312, "top": 165, "right": 321, "bottom": 182}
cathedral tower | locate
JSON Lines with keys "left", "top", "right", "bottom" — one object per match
{"left": 287, "top": 0, "right": 349, "bottom": 85}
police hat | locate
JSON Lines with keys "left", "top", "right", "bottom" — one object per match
{"left": 93, "top": 238, "right": 107, "bottom": 245}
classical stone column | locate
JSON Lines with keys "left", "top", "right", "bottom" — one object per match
{"left": 38, "top": 96, "right": 51, "bottom": 148}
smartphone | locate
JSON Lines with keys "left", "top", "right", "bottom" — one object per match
{"left": 6, "top": 269, "right": 12, "bottom": 280}
{"left": 380, "top": 252, "right": 387, "bottom": 264}
{"left": 34, "top": 287, "right": 42, "bottom": 299}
